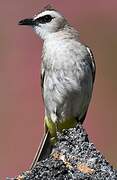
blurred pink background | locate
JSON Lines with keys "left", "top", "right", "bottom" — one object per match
{"left": 0, "top": 0, "right": 117, "bottom": 179}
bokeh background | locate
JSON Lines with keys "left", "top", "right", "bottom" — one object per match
{"left": 0, "top": 0, "right": 117, "bottom": 179}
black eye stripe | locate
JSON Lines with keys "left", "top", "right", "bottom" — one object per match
{"left": 35, "top": 15, "right": 54, "bottom": 24}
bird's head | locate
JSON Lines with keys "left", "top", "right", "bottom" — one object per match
{"left": 18, "top": 5, "right": 67, "bottom": 40}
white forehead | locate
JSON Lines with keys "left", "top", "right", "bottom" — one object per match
{"left": 34, "top": 10, "right": 63, "bottom": 20}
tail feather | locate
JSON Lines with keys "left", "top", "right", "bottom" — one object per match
{"left": 30, "top": 130, "right": 52, "bottom": 170}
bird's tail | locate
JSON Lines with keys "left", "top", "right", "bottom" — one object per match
{"left": 30, "top": 130, "right": 52, "bottom": 170}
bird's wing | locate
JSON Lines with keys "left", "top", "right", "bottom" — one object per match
{"left": 41, "top": 66, "right": 45, "bottom": 92}
{"left": 80, "top": 46, "right": 96, "bottom": 123}
{"left": 86, "top": 46, "right": 96, "bottom": 84}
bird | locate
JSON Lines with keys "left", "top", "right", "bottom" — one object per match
{"left": 18, "top": 5, "right": 96, "bottom": 169}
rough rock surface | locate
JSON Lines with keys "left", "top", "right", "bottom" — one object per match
{"left": 9, "top": 124, "right": 117, "bottom": 180}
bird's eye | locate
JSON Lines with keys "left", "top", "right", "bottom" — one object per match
{"left": 35, "top": 15, "right": 54, "bottom": 24}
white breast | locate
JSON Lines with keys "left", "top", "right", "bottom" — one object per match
{"left": 42, "top": 35, "right": 93, "bottom": 123}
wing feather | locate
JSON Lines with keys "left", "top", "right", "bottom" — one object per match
{"left": 86, "top": 46, "right": 96, "bottom": 83}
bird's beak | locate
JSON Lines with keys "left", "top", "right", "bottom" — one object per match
{"left": 18, "top": 18, "right": 35, "bottom": 26}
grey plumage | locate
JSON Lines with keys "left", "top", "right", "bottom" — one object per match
{"left": 19, "top": 6, "right": 96, "bottom": 169}
{"left": 41, "top": 26, "right": 95, "bottom": 123}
